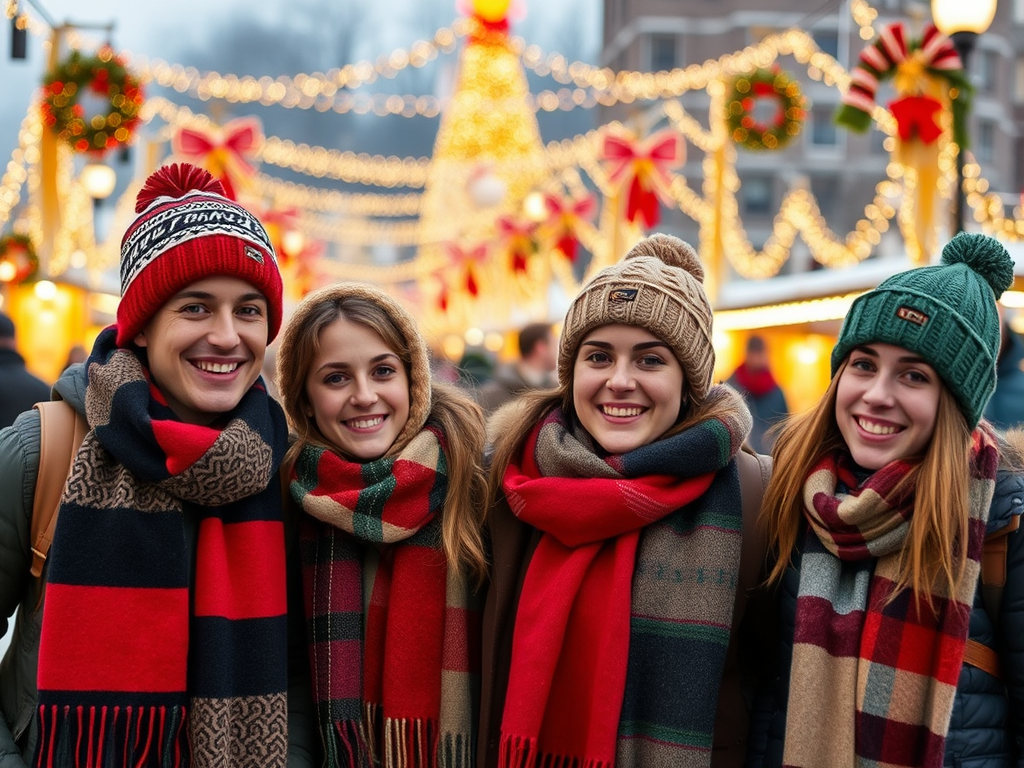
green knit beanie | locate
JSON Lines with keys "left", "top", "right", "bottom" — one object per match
{"left": 830, "top": 232, "right": 1015, "bottom": 427}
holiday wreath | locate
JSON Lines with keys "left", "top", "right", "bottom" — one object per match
{"left": 726, "top": 67, "right": 806, "bottom": 151}
{"left": 0, "top": 233, "right": 38, "bottom": 284}
{"left": 40, "top": 46, "right": 144, "bottom": 155}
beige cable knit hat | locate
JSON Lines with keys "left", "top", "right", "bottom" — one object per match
{"left": 558, "top": 233, "right": 715, "bottom": 404}
{"left": 276, "top": 282, "right": 433, "bottom": 457}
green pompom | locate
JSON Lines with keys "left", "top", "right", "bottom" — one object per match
{"left": 941, "top": 232, "right": 1015, "bottom": 298}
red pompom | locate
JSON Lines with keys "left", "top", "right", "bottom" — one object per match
{"left": 134, "top": 162, "right": 226, "bottom": 213}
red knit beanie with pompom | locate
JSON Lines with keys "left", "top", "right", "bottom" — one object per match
{"left": 116, "top": 162, "right": 282, "bottom": 347}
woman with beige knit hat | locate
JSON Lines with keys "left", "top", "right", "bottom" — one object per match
{"left": 275, "top": 283, "right": 488, "bottom": 768}
{"left": 478, "top": 233, "right": 770, "bottom": 768}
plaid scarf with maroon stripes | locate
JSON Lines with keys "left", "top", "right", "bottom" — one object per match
{"left": 292, "top": 425, "right": 477, "bottom": 768}
{"left": 35, "top": 326, "right": 290, "bottom": 768}
{"left": 783, "top": 426, "right": 998, "bottom": 768}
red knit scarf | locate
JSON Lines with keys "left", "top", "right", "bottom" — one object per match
{"left": 731, "top": 362, "right": 778, "bottom": 398}
{"left": 292, "top": 427, "right": 477, "bottom": 768}
{"left": 499, "top": 412, "right": 732, "bottom": 768}
{"left": 783, "top": 426, "right": 998, "bottom": 768}
{"left": 35, "top": 327, "right": 289, "bottom": 768}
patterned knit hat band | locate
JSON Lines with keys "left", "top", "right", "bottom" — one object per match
{"left": 831, "top": 232, "right": 1015, "bottom": 427}
{"left": 115, "top": 164, "right": 282, "bottom": 347}
{"left": 558, "top": 234, "right": 715, "bottom": 404}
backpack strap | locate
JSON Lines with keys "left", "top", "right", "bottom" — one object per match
{"left": 961, "top": 514, "right": 1022, "bottom": 680}
{"left": 30, "top": 400, "right": 88, "bottom": 578}
{"left": 980, "top": 514, "right": 1020, "bottom": 635}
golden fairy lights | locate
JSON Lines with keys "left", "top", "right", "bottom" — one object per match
{"left": 5, "top": 0, "right": 1024, "bottom": 306}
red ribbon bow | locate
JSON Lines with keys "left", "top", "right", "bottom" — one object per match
{"left": 171, "top": 116, "right": 263, "bottom": 200}
{"left": 496, "top": 216, "right": 538, "bottom": 274}
{"left": 446, "top": 242, "right": 488, "bottom": 297}
{"left": 601, "top": 129, "right": 683, "bottom": 228}
{"left": 542, "top": 191, "right": 596, "bottom": 262}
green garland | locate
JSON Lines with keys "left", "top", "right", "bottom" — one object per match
{"left": 0, "top": 233, "right": 38, "bottom": 284}
{"left": 40, "top": 46, "right": 144, "bottom": 155}
{"left": 726, "top": 67, "right": 806, "bottom": 151}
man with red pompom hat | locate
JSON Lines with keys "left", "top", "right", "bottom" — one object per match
{"left": 0, "top": 163, "right": 318, "bottom": 768}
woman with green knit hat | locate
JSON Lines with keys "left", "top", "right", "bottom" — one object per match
{"left": 747, "top": 232, "right": 1024, "bottom": 768}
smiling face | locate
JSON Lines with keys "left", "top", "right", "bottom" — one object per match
{"left": 572, "top": 323, "right": 685, "bottom": 454}
{"left": 835, "top": 342, "right": 942, "bottom": 471}
{"left": 134, "top": 275, "right": 268, "bottom": 425}
{"left": 304, "top": 317, "right": 410, "bottom": 462}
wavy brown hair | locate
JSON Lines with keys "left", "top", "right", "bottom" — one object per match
{"left": 761, "top": 358, "right": 975, "bottom": 605}
{"left": 277, "top": 293, "right": 488, "bottom": 585}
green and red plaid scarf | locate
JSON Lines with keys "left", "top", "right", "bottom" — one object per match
{"left": 292, "top": 425, "right": 478, "bottom": 768}
{"left": 783, "top": 426, "right": 998, "bottom": 768}
{"left": 35, "top": 326, "right": 290, "bottom": 768}
{"left": 499, "top": 386, "right": 752, "bottom": 768}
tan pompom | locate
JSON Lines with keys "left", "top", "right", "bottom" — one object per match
{"left": 624, "top": 233, "right": 704, "bottom": 284}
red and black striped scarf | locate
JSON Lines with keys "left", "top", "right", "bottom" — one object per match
{"left": 499, "top": 387, "right": 751, "bottom": 768}
{"left": 784, "top": 426, "right": 998, "bottom": 768}
{"left": 292, "top": 426, "right": 477, "bottom": 768}
{"left": 35, "top": 326, "right": 290, "bottom": 768}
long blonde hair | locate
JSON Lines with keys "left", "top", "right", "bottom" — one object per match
{"left": 277, "top": 292, "right": 488, "bottom": 586}
{"left": 761, "top": 359, "right": 975, "bottom": 602}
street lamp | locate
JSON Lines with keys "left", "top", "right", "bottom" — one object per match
{"left": 79, "top": 162, "right": 117, "bottom": 201}
{"left": 931, "top": 0, "right": 997, "bottom": 233}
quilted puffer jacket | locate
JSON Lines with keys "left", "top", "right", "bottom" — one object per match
{"left": 746, "top": 449, "right": 1024, "bottom": 768}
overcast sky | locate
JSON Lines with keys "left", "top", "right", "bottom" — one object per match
{"left": 0, "top": 0, "right": 601, "bottom": 182}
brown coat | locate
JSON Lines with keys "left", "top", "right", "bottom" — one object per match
{"left": 477, "top": 446, "right": 771, "bottom": 768}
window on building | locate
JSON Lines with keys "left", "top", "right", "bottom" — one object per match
{"left": 810, "top": 106, "right": 839, "bottom": 147}
{"left": 741, "top": 176, "right": 773, "bottom": 215}
{"left": 649, "top": 34, "right": 677, "bottom": 72}
{"left": 813, "top": 30, "right": 839, "bottom": 59}
{"left": 977, "top": 50, "right": 998, "bottom": 93}
{"left": 810, "top": 175, "right": 840, "bottom": 217}
{"left": 977, "top": 120, "right": 995, "bottom": 163}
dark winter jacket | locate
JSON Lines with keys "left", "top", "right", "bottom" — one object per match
{"left": 0, "top": 348, "right": 50, "bottom": 430}
{"left": 745, "top": 457, "right": 1024, "bottom": 768}
{"left": 985, "top": 330, "right": 1024, "bottom": 430}
{"left": 478, "top": 400, "right": 773, "bottom": 768}
{"left": 0, "top": 364, "right": 319, "bottom": 768}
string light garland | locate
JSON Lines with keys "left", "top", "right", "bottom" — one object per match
{"left": 725, "top": 67, "right": 806, "bottom": 151}
{"left": 254, "top": 174, "right": 423, "bottom": 216}
{"left": 40, "top": 47, "right": 144, "bottom": 155}
{"left": 11, "top": 0, "right": 1024, "bottom": 303}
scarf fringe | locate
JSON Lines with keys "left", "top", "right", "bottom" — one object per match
{"left": 331, "top": 706, "right": 469, "bottom": 768}
{"left": 383, "top": 716, "right": 439, "bottom": 768}
{"left": 324, "top": 718, "right": 373, "bottom": 768}
{"left": 498, "top": 734, "right": 613, "bottom": 768}
{"left": 35, "top": 703, "right": 187, "bottom": 768}
{"left": 438, "top": 731, "right": 474, "bottom": 768}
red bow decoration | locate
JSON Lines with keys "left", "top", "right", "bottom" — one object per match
{"left": 446, "top": 242, "right": 488, "bottom": 298}
{"left": 256, "top": 206, "right": 300, "bottom": 264}
{"left": 601, "top": 129, "right": 684, "bottom": 228}
{"left": 542, "top": 191, "right": 596, "bottom": 263}
{"left": 496, "top": 215, "right": 538, "bottom": 274}
{"left": 171, "top": 117, "right": 263, "bottom": 200}
{"left": 889, "top": 95, "right": 944, "bottom": 144}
